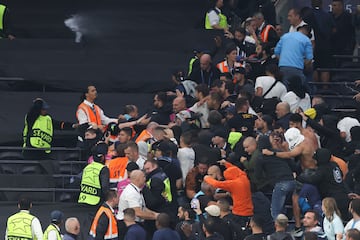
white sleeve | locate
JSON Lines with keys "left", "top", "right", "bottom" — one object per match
{"left": 337, "top": 120, "right": 346, "bottom": 132}
{"left": 32, "top": 217, "right": 43, "bottom": 240}
{"left": 281, "top": 92, "right": 298, "bottom": 113}
{"left": 48, "top": 230, "right": 58, "bottom": 240}
{"left": 207, "top": 10, "right": 219, "bottom": 26}
{"left": 254, "top": 77, "right": 264, "bottom": 90}
{"left": 76, "top": 108, "right": 89, "bottom": 124}
{"left": 100, "top": 108, "right": 118, "bottom": 125}
{"left": 332, "top": 215, "right": 344, "bottom": 234}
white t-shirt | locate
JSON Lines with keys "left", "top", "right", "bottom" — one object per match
{"left": 343, "top": 219, "right": 360, "bottom": 239}
{"left": 177, "top": 147, "right": 195, "bottom": 182}
{"left": 117, "top": 183, "right": 145, "bottom": 222}
{"left": 189, "top": 102, "right": 209, "bottom": 128}
{"left": 289, "top": 20, "right": 315, "bottom": 41}
{"left": 337, "top": 117, "right": 360, "bottom": 142}
{"left": 281, "top": 91, "right": 311, "bottom": 113}
{"left": 323, "top": 213, "right": 344, "bottom": 240}
{"left": 255, "top": 76, "right": 287, "bottom": 99}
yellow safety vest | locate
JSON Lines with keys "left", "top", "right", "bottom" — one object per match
{"left": 7, "top": 211, "right": 35, "bottom": 240}
{"left": 0, "top": 4, "right": 5, "bottom": 31}
{"left": 23, "top": 115, "right": 53, "bottom": 153}
{"left": 205, "top": 9, "right": 228, "bottom": 29}
{"left": 78, "top": 161, "right": 104, "bottom": 206}
{"left": 146, "top": 171, "right": 172, "bottom": 202}
{"left": 43, "top": 224, "right": 61, "bottom": 240}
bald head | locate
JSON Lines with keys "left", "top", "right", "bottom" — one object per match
{"left": 173, "top": 97, "right": 186, "bottom": 113}
{"left": 207, "top": 165, "right": 222, "bottom": 180}
{"left": 130, "top": 170, "right": 146, "bottom": 187}
{"left": 200, "top": 54, "right": 211, "bottom": 71}
{"left": 243, "top": 136, "right": 257, "bottom": 155}
{"left": 65, "top": 217, "right": 80, "bottom": 236}
{"left": 276, "top": 102, "right": 290, "bottom": 119}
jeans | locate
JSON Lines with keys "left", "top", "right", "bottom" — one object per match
{"left": 271, "top": 180, "right": 296, "bottom": 220}
{"left": 280, "top": 66, "right": 311, "bottom": 93}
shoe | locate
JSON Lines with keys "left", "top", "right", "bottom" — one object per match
{"left": 292, "top": 228, "right": 303, "bottom": 238}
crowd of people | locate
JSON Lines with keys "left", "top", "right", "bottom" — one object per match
{"left": 12, "top": 0, "right": 360, "bottom": 240}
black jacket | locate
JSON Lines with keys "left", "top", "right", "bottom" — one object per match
{"left": 142, "top": 167, "right": 168, "bottom": 212}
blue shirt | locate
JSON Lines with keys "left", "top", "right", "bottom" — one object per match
{"left": 124, "top": 224, "right": 146, "bottom": 240}
{"left": 274, "top": 31, "right": 313, "bottom": 69}
{"left": 152, "top": 228, "right": 181, "bottom": 240}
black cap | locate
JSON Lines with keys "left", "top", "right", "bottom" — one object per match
{"left": 92, "top": 142, "right": 108, "bottom": 157}
{"left": 213, "top": 129, "right": 228, "bottom": 139}
{"left": 234, "top": 67, "right": 246, "bottom": 75}
{"left": 126, "top": 161, "right": 139, "bottom": 172}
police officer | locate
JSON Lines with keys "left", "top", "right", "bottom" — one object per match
{"left": 23, "top": 98, "right": 76, "bottom": 160}
{"left": 205, "top": 0, "right": 229, "bottom": 31}
{"left": 89, "top": 189, "right": 119, "bottom": 240}
{"left": 0, "top": 4, "right": 15, "bottom": 39}
{"left": 43, "top": 210, "right": 64, "bottom": 240}
{"left": 5, "top": 198, "right": 43, "bottom": 240}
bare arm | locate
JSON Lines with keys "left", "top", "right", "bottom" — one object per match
{"left": 133, "top": 207, "right": 158, "bottom": 220}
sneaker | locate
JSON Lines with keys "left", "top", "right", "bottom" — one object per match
{"left": 292, "top": 227, "right": 303, "bottom": 238}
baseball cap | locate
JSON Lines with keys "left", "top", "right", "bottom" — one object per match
{"left": 205, "top": 205, "right": 220, "bottom": 217}
{"left": 234, "top": 67, "right": 246, "bottom": 75}
{"left": 50, "top": 210, "right": 64, "bottom": 223}
{"left": 126, "top": 161, "right": 139, "bottom": 172}
{"left": 284, "top": 128, "right": 305, "bottom": 150}
{"left": 33, "top": 98, "right": 50, "bottom": 109}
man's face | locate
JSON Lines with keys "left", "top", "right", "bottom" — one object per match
{"left": 243, "top": 141, "right": 256, "bottom": 155}
{"left": 118, "top": 131, "right": 131, "bottom": 143}
{"left": 275, "top": 105, "right": 284, "bottom": 119}
{"left": 177, "top": 207, "right": 185, "bottom": 220}
{"left": 173, "top": 99, "right": 184, "bottom": 113}
{"left": 124, "top": 147, "right": 137, "bottom": 161}
{"left": 198, "top": 163, "right": 209, "bottom": 175}
{"left": 143, "top": 162, "right": 156, "bottom": 175}
{"left": 289, "top": 121, "right": 301, "bottom": 129}
{"left": 234, "top": 31, "right": 245, "bottom": 42}
{"left": 200, "top": 58, "right": 210, "bottom": 71}
{"left": 255, "top": 117, "right": 264, "bottom": 130}
{"left": 234, "top": 72, "right": 244, "bottom": 83}
{"left": 86, "top": 86, "right": 97, "bottom": 102}
{"left": 302, "top": 212, "right": 318, "bottom": 228}
{"left": 287, "top": 9, "right": 300, "bottom": 26}
{"left": 332, "top": 1, "right": 343, "bottom": 16}
{"left": 153, "top": 95, "right": 163, "bottom": 108}
{"left": 212, "top": 136, "right": 224, "bottom": 146}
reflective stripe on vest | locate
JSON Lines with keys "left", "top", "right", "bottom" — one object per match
{"left": 43, "top": 224, "right": 61, "bottom": 240}
{"left": 89, "top": 206, "right": 118, "bottom": 240}
{"left": 217, "top": 61, "right": 229, "bottom": 73}
{"left": 7, "top": 212, "right": 35, "bottom": 240}
{"left": 23, "top": 115, "right": 53, "bottom": 153}
{"left": 188, "top": 57, "right": 197, "bottom": 76}
{"left": 146, "top": 171, "right": 172, "bottom": 202}
{"left": 78, "top": 162, "right": 104, "bottom": 205}
{"left": 205, "top": 9, "right": 227, "bottom": 29}
{"left": 77, "top": 102, "right": 102, "bottom": 125}
{"left": 0, "top": 5, "right": 5, "bottom": 31}
{"left": 260, "top": 25, "right": 275, "bottom": 43}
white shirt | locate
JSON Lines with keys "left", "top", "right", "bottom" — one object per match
{"left": 117, "top": 183, "right": 145, "bottom": 222}
{"left": 289, "top": 20, "right": 315, "bottom": 41}
{"left": 189, "top": 102, "right": 209, "bottom": 128}
{"left": 281, "top": 92, "right": 311, "bottom": 113}
{"left": 323, "top": 213, "right": 344, "bottom": 240}
{"left": 255, "top": 76, "right": 287, "bottom": 99}
{"left": 77, "top": 100, "right": 118, "bottom": 125}
{"left": 337, "top": 117, "right": 360, "bottom": 142}
{"left": 343, "top": 218, "right": 360, "bottom": 239}
{"left": 136, "top": 156, "right": 146, "bottom": 170}
{"left": 177, "top": 147, "right": 195, "bottom": 182}
{"left": 5, "top": 210, "right": 43, "bottom": 240}
{"left": 47, "top": 224, "right": 62, "bottom": 240}
{"left": 207, "top": 7, "right": 221, "bottom": 27}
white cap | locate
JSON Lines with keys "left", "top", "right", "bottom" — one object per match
{"left": 284, "top": 127, "right": 305, "bottom": 150}
{"left": 205, "top": 205, "right": 220, "bottom": 217}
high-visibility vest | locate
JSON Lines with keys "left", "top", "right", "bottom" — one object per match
{"left": 135, "top": 130, "right": 152, "bottom": 143}
{"left": 205, "top": 9, "right": 228, "bottom": 29}
{"left": 216, "top": 60, "right": 243, "bottom": 74}
{"left": 43, "top": 224, "right": 61, "bottom": 240}
{"left": 0, "top": 5, "right": 6, "bottom": 31}
{"left": 78, "top": 162, "right": 105, "bottom": 206}
{"left": 7, "top": 212, "right": 36, "bottom": 240}
{"left": 146, "top": 171, "right": 172, "bottom": 203}
{"left": 23, "top": 115, "right": 53, "bottom": 153}
{"left": 89, "top": 205, "right": 118, "bottom": 240}
{"left": 260, "top": 25, "right": 275, "bottom": 43}
{"left": 77, "top": 102, "right": 102, "bottom": 125}
{"left": 108, "top": 157, "right": 128, "bottom": 183}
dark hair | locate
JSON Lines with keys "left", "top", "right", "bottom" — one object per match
{"left": 261, "top": 43, "right": 272, "bottom": 56}
{"left": 195, "top": 84, "right": 210, "bottom": 97}
{"left": 289, "top": 113, "right": 303, "bottom": 124}
{"left": 116, "top": 143, "right": 127, "bottom": 157}
{"left": 289, "top": 8, "right": 301, "bottom": 16}
{"left": 235, "top": 97, "right": 248, "bottom": 111}
{"left": 157, "top": 213, "right": 171, "bottom": 228}
{"left": 211, "top": 79, "right": 223, "bottom": 88}
{"left": 217, "top": 198, "right": 230, "bottom": 211}
{"left": 265, "top": 64, "right": 282, "bottom": 81}
{"left": 225, "top": 43, "right": 237, "bottom": 55}
{"left": 251, "top": 215, "right": 265, "bottom": 229}
{"left": 155, "top": 92, "right": 167, "bottom": 104}
{"left": 181, "top": 131, "right": 193, "bottom": 146}
{"left": 18, "top": 198, "right": 31, "bottom": 210}
{"left": 209, "top": 92, "right": 222, "bottom": 104}
{"left": 120, "top": 127, "right": 133, "bottom": 137}
{"left": 351, "top": 199, "right": 360, "bottom": 216}
{"left": 126, "top": 141, "right": 138, "bottom": 152}
{"left": 180, "top": 203, "right": 196, "bottom": 219}
{"left": 347, "top": 229, "right": 360, "bottom": 240}
{"left": 208, "top": 110, "right": 223, "bottom": 125}
{"left": 223, "top": 80, "right": 235, "bottom": 95}
{"left": 288, "top": 75, "right": 306, "bottom": 98}
{"left": 144, "top": 158, "right": 158, "bottom": 167}
{"left": 106, "top": 189, "right": 117, "bottom": 201}
{"left": 305, "top": 209, "right": 321, "bottom": 222}
{"left": 203, "top": 217, "right": 216, "bottom": 234}
{"left": 234, "top": 27, "right": 246, "bottom": 35}
{"left": 123, "top": 208, "right": 136, "bottom": 219}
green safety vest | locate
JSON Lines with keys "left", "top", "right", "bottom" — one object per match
{"left": 78, "top": 162, "right": 104, "bottom": 206}
{"left": 205, "top": 9, "right": 228, "bottom": 30}
{"left": 43, "top": 224, "right": 61, "bottom": 240}
{"left": 188, "top": 57, "right": 197, "bottom": 76}
{"left": 23, "top": 115, "right": 53, "bottom": 153}
{"left": 7, "top": 211, "right": 35, "bottom": 240}
{"left": 0, "top": 4, "right": 5, "bottom": 31}
{"left": 146, "top": 171, "right": 172, "bottom": 202}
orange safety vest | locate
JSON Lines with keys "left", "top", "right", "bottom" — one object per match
{"left": 135, "top": 130, "right": 152, "bottom": 143}
{"left": 77, "top": 102, "right": 102, "bottom": 125}
{"left": 330, "top": 155, "right": 348, "bottom": 179}
{"left": 89, "top": 205, "right": 118, "bottom": 240}
{"left": 107, "top": 157, "right": 128, "bottom": 183}
{"left": 260, "top": 25, "right": 275, "bottom": 43}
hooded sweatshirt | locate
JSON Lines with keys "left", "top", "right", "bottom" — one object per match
{"left": 204, "top": 162, "right": 253, "bottom": 216}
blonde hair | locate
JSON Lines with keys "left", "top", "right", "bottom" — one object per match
{"left": 322, "top": 197, "right": 341, "bottom": 222}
